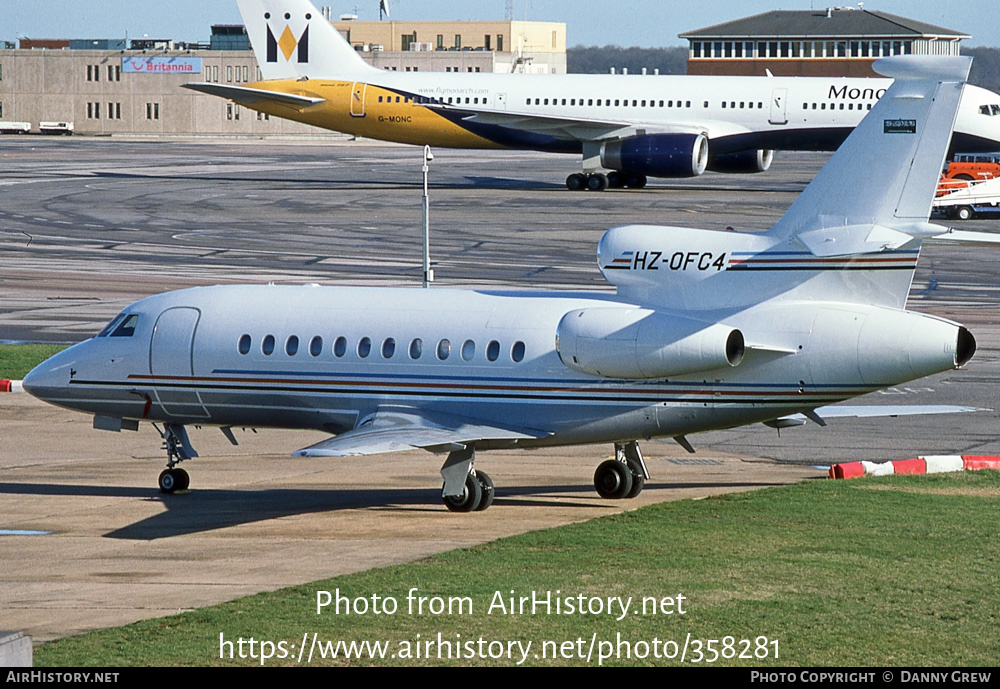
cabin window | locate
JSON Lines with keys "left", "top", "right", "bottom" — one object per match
{"left": 285, "top": 335, "right": 299, "bottom": 356}
{"left": 461, "top": 340, "right": 475, "bottom": 361}
{"left": 358, "top": 337, "right": 372, "bottom": 358}
{"left": 309, "top": 336, "right": 323, "bottom": 357}
{"left": 437, "top": 339, "right": 451, "bottom": 360}
{"left": 486, "top": 340, "right": 500, "bottom": 362}
{"left": 262, "top": 335, "right": 275, "bottom": 356}
{"left": 334, "top": 336, "right": 347, "bottom": 358}
{"left": 238, "top": 334, "right": 251, "bottom": 355}
{"left": 382, "top": 337, "right": 396, "bottom": 359}
{"left": 511, "top": 341, "right": 525, "bottom": 363}
{"left": 409, "top": 338, "right": 423, "bottom": 359}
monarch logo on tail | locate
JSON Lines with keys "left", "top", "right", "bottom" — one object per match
{"left": 266, "top": 23, "right": 309, "bottom": 63}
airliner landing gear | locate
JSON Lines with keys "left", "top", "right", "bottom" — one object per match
{"left": 440, "top": 447, "right": 494, "bottom": 512}
{"left": 594, "top": 441, "right": 649, "bottom": 499}
{"left": 566, "top": 172, "right": 647, "bottom": 191}
{"left": 154, "top": 423, "right": 198, "bottom": 494}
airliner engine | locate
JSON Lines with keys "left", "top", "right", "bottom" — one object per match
{"left": 600, "top": 133, "right": 709, "bottom": 178}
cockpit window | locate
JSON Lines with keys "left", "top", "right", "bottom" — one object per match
{"left": 97, "top": 313, "right": 138, "bottom": 337}
{"left": 978, "top": 104, "right": 1000, "bottom": 116}
{"left": 110, "top": 314, "right": 139, "bottom": 337}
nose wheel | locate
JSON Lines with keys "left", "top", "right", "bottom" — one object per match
{"left": 158, "top": 468, "right": 190, "bottom": 494}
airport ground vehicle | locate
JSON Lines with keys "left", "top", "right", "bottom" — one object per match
{"left": 934, "top": 175, "right": 1000, "bottom": 219}
{"left": 942, "top": 151, "right": 1000, "bottom": 182}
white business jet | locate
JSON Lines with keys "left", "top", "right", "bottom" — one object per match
{"left": 182, "top": 0, "right": 1000, "bottom": 191}
{"left": 24, "top": 56, "right": 983, "bottom": 511}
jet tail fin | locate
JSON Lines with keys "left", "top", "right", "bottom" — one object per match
{"left": 769, "top": 56, "right": 972, "bottom": 250}
{"left": 237, "top": 0, "right": 377, "bottom": 80}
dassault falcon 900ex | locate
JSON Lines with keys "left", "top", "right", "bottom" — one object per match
{"left": 182, "top": 0, "right": 1000, "bottom": 191}
{"left": 25, "top": 56, "right": 982, "bottom": 512}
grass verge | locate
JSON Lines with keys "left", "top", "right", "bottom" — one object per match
{"left": 33, "top": 470, "right": 999, "bottom": 667}
{"left": 0, "top": 344, "right": 67, "bottom": 380}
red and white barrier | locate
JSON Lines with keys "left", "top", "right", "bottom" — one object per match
{"left": 830, "top": 455, "right": 1000, "bottom": 479}
{"left": 0, "top": 380, "right": 24, "bottom": 393}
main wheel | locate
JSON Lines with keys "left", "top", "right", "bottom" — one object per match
{"left": 443, "top": 473, "right": 483, "bottom": 512}
{"left": 566, "top": 173, "right": 586, "bottom": 191}
{"left": 626, "top": 173, "right": 647, "bottom": 189}
{"left": 474, "top": 471, "right": 495, "bottom": 511}
{"left": 173, "top": 468, "right": 190, "bottom": 491}
{"left": 594, "top": 459, "right": 633, "bottom": 499}
{"left": 957, "top": 206, "right": 974, "bottom": 220}
{"left": 586, "top": 173, "right": 609, "bottom": 192}
{"left": 624, "top": 458, "right": 645, "bottom": 499}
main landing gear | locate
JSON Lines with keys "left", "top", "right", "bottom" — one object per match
{"left": 154, "top": 423, "right": 198, "bottom": 494}
{"left": 565, "top": 172, "right": 647, "bottom": 191}
{"left": 440, "top": 447, "right": 495, "bottom": 512}
{"left": 593, "top": 441, "right": 649, "bottom": 500}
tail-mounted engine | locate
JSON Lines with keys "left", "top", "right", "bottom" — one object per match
{"left": 556, "top": 307, "right": 744, "bottom": 379}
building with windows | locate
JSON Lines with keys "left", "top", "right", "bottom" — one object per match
{"left": 332, "top": 18, "right": 566, "bottom": 74}
{"left": 680, "top": 7, "right": 968, "bottom": 77}
{"left": 0, "top": 19, "right": 566, "bottom": 136}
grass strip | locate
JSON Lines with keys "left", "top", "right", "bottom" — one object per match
{"left": 34, "top": 470, "right": 999, "bottom": 666}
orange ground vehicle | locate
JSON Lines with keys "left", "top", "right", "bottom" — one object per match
{"left": 942, "top": 152, "right": 1000, "bottom": 181}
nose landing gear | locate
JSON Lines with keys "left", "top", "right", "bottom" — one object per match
{"left": 154, "top": 423, "right": 198, "bottom": 494}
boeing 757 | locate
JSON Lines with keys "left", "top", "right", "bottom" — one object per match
{"left": 24, "top": 55, "right": 986, "bottom": 511}
{"left": 183, "top": 0, "right": 1000, "bottom": 191}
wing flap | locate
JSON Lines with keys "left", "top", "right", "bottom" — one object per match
{"left": 293, "top": 406, "right": 550, "bottom": 457}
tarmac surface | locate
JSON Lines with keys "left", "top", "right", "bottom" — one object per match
{"left": 1, "top": 137, "right": 1000, "bottom": 643}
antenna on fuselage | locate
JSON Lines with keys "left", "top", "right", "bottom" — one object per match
{"left": 422, "top": 144, "right": 434, "bottom": 288}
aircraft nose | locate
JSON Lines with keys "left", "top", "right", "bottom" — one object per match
{"left": 21, "top": 346, "right": 81, "bottom": 403}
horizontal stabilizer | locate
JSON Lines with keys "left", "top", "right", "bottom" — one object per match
{"left": 182, "top": 82, "right": 324, "bottom": 109}
{"left": 929, "top": 229, "right": 1000, "bottom": 244}
{"left": 797, "top": 221, "right": 948, "bottom": 256}
{"left": 292, "top": 406, "right": 549, "bottom": 457}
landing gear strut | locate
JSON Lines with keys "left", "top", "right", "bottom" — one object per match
{"left": 154, "top": 423, "right": 198, "bottom": 494}
{"left": 594, "top": 441, "right": 649, "bottom": 499}
{"left": 440, "top": 447, "right": 494, "bottom": 512}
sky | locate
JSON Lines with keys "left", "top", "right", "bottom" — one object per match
{"left": 3, "top": 0, "right": 1000, "bottom": 48}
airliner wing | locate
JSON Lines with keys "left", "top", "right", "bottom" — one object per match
{"left": 182, "top": 82, "right": 325, "bottom": 109}
{"left": 431, "top": 103, "right": 713, "bottom": 142}
{"left": 292, "top": 406, "right": 550, "bottom": 457}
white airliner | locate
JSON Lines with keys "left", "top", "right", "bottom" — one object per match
{"left": 182, "top": 0, "right": 1000, "bottom": 191}
{"left": 23, "top": 56, "right": 988, "bottom": 511}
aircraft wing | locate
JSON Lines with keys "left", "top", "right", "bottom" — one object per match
{"left": 182, "top": 82, "right": 325, "bottom": 109}
{"left": 429, "top": 103, "right": 719, "bottom": 142}
{"left": 292, "top": 406, "right": 551, "bottom": 457}
{"left": 775, "top": 404, "right": 983, "bottom": 427}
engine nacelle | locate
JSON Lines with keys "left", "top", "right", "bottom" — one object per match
{"left": 707, "top": 149, "right": 775, "bottom": 174}
{"left": 600, "top": 133, "right": 709, "bottom": 178}
{"left": 556, "top": 307, "right": 744, "bottom": 379}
